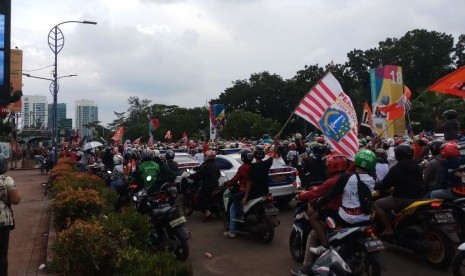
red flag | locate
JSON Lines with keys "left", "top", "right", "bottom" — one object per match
{"left": 360, "top": 101, "right": 375, "bottom": 133}
{"left": 378, "top": 85, "right": 412, "bottom": 120}
{"left": 182, "top": 131, "right": 187, "bottom": 141}
{"left": 164, "top": 130, "right": 172, "bottom": 140}
{"left": 111, "top": 127, "right": 124, "bottom": 144}
{"left": 428, "top": 66, "right": 465, "bottom": 98}
{"left": 294, "top": 72, "right": 359, "bottom": 160}
{"left": 147, "top": 136, "right": 154, "bottom": 149}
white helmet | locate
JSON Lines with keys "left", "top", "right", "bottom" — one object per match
{"left": 113, "top": 154, "right": 123, "bottom": 165}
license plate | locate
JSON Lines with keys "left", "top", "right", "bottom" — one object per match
{"left": 271, "top": 175, "right": 286, "bottom": 182}
{"left": 169, "top": 216, "right": 187, "bottom": 228}
{"left": 433, "top": 212, "right": 455, "bottom": 224}
{"left": 266, "top": 207, "right": 280, "bottom": 216}
{"left": 364, "top": 238, "right": 385, "bottom": 252}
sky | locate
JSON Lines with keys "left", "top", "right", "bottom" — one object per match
{"left": 11, "top": 0, "right": 465, "bottom": 127}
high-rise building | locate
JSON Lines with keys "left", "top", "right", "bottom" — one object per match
{"left": 21, "top": 95, "right": 48, "bottom": 129}
{"left": 48, "top": 103, "right": 67, "bottom": 130}
{"left": 75, "top": 99, "right": 98, "bottom": 137}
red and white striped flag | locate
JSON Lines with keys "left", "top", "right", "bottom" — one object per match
{"left": 294, "top": 72, "right": 359, "bottom": 160}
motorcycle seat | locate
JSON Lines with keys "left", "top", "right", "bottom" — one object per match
{"left": 150, "top": 206, "right": 172, "bottom": 218}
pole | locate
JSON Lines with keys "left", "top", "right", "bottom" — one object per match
{"left": 53, "top": 26, "right": 59, "bottom": 163}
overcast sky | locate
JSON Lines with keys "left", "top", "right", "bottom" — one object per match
{"left": 11, "top": 0, "right": 465, "bottom": 127}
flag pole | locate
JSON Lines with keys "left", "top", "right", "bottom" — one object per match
{"left": 277, "top": 71, "right": 331, "bottom": 136}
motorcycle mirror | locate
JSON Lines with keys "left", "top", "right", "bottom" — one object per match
{"left": 132, "top": 195, "right": 138, "bottom": 201}
{"left": 107, "top": 171, "right": 112, "bottom": 174}
{"left": 325, "top": 217, "right": 336, "bottom": 229}
{"left": 146, "top": 175, "right": 152, "bottom": 181}
{"left": 220, "top": 171, "right": 226, "bottom": 177}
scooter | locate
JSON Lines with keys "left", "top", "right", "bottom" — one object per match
{"left": 289, "top": 200, "right": 311, "bottom": 262}
{"left": 223, "top": 186, "right": 280, "bottom": 244}
{"left": 453, "top": 243, "right": 465, "bottom": 276}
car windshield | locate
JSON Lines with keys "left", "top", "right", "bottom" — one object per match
{"left": 234, "top": 156, "right": 243, "bottom": 165}
{"left": 175, "top": 155, "right": 197, "bottom": 163}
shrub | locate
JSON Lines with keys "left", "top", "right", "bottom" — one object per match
{"left": 114, "top": 248, "right": 193, "bottom": 276}
{"left": 51, "top": 188, "right": 104, "bottom": 231}
{"left": 49, "top": 163, "right": 76, "bottom": 183}
{"left": 49, "top": 220, "right": 119, "bottom": 275}
{"left": 52, "top": 172, "right": 106, "bottom": 195}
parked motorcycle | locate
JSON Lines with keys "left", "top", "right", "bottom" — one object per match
{"left": 132, "top": 188, "right": 191, "bottom": 260}
{"left": 374, "top": 198, "right": 459, "bottom": 269}
{"left": 289, "top": 200, "right": 311, "bottom": 262}
{"left": 223, "top": 187, "right": 280, "bottom": 244}
{"left": 453, "top": 242, "right": 465, "bottom": 276}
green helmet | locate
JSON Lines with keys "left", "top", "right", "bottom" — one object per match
{"left": 354, "top": 149, "right": 376, "bottom": 172}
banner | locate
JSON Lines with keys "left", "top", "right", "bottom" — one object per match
{"left": 209, "top": 104, "right": 225, "bottom": 141}
{"left": 428, "top": 66, "right": 465, "bottom": 98}
{"left": 164, "top": 130, "right": 172, "bottom": 140}
{"left": 111, "top": 126, "right": 124, "bottom": 144}
{"left": 294, "top": 72, "right": 359, "bottom": 160}
{"left": 370, "top": 65, "right": 406, "bottom": 137}
{"left": 149, "top": 116, "right": 159, "bottom": 137}
{"left": 359, "top": 101, "right": 375, "bottom": 137}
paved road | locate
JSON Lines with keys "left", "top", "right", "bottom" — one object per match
{"left": 184, "top": 200, "right": 452, "bottom": 276}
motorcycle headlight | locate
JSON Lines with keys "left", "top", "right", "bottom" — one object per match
{"left": 146, "top": 175, "right": 152, "bottom": 181}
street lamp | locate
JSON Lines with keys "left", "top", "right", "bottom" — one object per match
{"left": 48, "top": 20, "right": 96, "bottom": 162}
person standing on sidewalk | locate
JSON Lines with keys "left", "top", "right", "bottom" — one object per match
{"left": 0, "top": 157, "right": 21, "bottom": 276}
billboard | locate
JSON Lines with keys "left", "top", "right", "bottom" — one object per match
{"left": 0, "top": 0, "right": 10, "bottom": 106}
{"left": 370, "top": 65, "right": 406, "bottom": 137}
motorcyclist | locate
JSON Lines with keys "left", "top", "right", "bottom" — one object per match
{"left": 163, "top": 150, "right": 179, "bottom": 185}
{"left": 101, "top": 147, "right": 114, "bottom": 172}
{"left": 374, "top": 144, "right": 425, "bottom": 237}
{"left": 188, "top": 150, "right": 220, "bottom": 220}
{"left": 291, "top": 154, "right": 351, "bottom": 276}
{"left": 423, "top": 140, "right": 445, "bottom": 191}
{"left": 223, "top": 148, "right": 254, "bottom": 238}
{"left": 439, "top": 109, "right": 460, "bottom": 141}
{"left": 301, "top": 143, "right": 328, "bottom": 189}
{"left": 308, "top": 149, "right": 377, "bottom": 255}
{"left": 135, "top": 148, "right": 160, "bottom": 194}
{"left": 111, "top": 154, "right": 129, "bottom": 211}
{"left": 427, "top": 142, "right": 465, "bottom": 199}
{"left": 375, "top": 148, "right": 389, "bottom": 182}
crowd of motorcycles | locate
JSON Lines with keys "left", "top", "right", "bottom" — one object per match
{"left": 85, "top": 156, "right": 465, "bottom": 276}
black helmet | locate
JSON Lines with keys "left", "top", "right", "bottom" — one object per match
{"left": 165, "top": 150, "right": 175, "bottom": 160}
{"left": 311, "top": 143, "right": 327, "bottom": 155}
{"left": 375, "top": 149, "right": 387, "bottom": 160}
{"left": 394, "top": 144, "right": 414, "bottom": 160}
{"left": 240, "top": 149, "right": 254, "bottom": 164}
{"left": 254, "top": 145, "right": 265, "bottom": 160}
{"left": 442, "top": 109, "right": 458, "bottom": 120}
{"left": 429, "top": 140, "right": 444, "bottom": 156}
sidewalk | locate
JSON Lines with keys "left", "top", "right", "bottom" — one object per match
{"left": 6, "top": 163, "right": 50, "bottom": 276}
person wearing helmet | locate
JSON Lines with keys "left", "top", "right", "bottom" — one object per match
{"left": 439, "top": 109, "right": 460, "bottom": 141}
{"left": 102, "top": 147, "right": 114, "bottom": 172}
{"left": 427, "top": 142, "right": 464, "bottom": 199}
{"left": 135, "top": 148, "right": 160, "bottom": 193}
{"left": 159, "top": 150, "right": 179, "bottom": 186}
{"left": 300, "top": 143, "right": 328, "bottom": 189}
{"left": 194, "top": 148, "right": 205, "bottom": 163}
{"left": 308, "top": 149, "right": 377, "bottom": 255}
{"left": 374, "top": 144, "right": 425, "bottom": 237}
{"left": 423, "top": 140, "right": 445, "bottom": 191}
{"left": 375, "top": 149, "right": 389, "bottom": 182}
{"left": 223, "top": 149, "right": 254, "bottom": 238}
{"left": 291, "top": 154, "right": 352, "bottom": 275}
{"left": 188, "top": 150, "right": 220, "bottom": 220}
{"left": 111, "top": 154, "right": 129, "bottom": 211}
{"left": 243, "top": 135, "right": 280, "bottom": 205}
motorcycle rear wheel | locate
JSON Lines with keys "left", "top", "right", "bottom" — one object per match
{"left": 453, "top": 250, "right": 465, "bottom": 276}
{"left": 173, "top": 231, "right": 189, "bottom": 261}
{"left": 424, "top": 228, "right": 454, "bottom": 269}
{"left": 257, "top": 216, "right": 274, "bottom": 244}
{"left": 289, "top": 229, "right": 305, "bottom": 262}
{"left": 181, "top": 194, "right": 194, "bottom": 216}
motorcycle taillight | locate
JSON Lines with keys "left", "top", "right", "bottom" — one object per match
{"left": 266, "top": 194, "right": 273, "bottom": 202}
{"left": 364, "top": 226, "right": 375, "bottom": 236}
{"left": 431, "top": 201, "right": 442, "bottom": 208}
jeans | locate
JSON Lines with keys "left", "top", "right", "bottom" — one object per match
{"left": 229, "top": 192, "right": 245, "bottom": 233}
{"left": 0, "top": 226, "right": 10, "bottom": 276}
{"left": 110, "top": 178, "right": 125, "bottom": 191}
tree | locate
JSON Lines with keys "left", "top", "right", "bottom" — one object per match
{"left": 455, "top": 34, "right": 465, "bottom": 68}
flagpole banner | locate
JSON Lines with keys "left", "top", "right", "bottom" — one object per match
{"left": 149, "top": 116, "right": 159, "bottom": 137}
{"left": 359, "top": 101, "right": 375, "bottom": 137}
{"left": 294, "top": 72, "right": 359, "bottom": 160}
{"left": 209, "top": 104, "right": 217, "bottom": 141}
{"left": 111, "top": 126, "right": 124, "bottom": 144}
{"left": 428, "top": 66, "right": 465, "bottom": 98}
{"left": 370, "top": 65, "right": 406, "bottom": 137}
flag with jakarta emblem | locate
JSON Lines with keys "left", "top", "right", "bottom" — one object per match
{"left": 294, "top": 72, "right": 359, "bottom": 160}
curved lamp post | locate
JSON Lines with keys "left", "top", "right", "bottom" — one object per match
{"left": 48, "top": 20, "right": 96, "bottom": 161}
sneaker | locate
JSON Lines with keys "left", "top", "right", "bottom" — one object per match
{"left": 309, "top": 245, "right": 328, "bottom": 255}
{"left": 223, "top": 231, "right": 236, "bottom": 238}
{"left": 291, "top": 265, "right": 309, "bottom": 276}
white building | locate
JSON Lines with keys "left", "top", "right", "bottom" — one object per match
{"left": 75, "top": 99, "right": 98, "bottom": 137}
{"left": 21, "top": 95, "right": 48, "bottom": 130}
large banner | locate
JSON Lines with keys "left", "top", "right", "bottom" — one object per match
{"left": 0, "top": 48, "right": 21, "bottom": 115}
{"left": 0, "top": 0, "right": 10, "bottom": 106}
{"left": 209, "top": 104, "right": 225, "bottom": 141}
{"left": 370, "top": 65, "right": 406, "bottom": 137}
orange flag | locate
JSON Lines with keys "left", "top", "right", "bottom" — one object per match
{"left": 428, "top": 66, "right": 465, "bottom": 98}
{"left": 111, "top": 126, "right": 124, "bottom": 144}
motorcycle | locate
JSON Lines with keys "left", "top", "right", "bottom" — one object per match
{"left": 180, "top": 169, "right": 226, "bottom": 218}
{"left": 223, "top": 187, "right": 280, "bottom": 244}
{"left": 373, "top": 197, "right": 459, "bottom": 269}
{"left": 289, "top": 200, "right": 311, "bottom": 262}
{"left": 132, "top": 188, "right": 191, "bottom": 261}
{"left": 453, "top": 242, "right": 465, "bottom": 276}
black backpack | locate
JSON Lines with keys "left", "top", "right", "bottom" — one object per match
{"left": 355, "top": 173, "right": 373, "bottom": 215}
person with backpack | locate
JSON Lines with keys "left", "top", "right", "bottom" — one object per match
{"left": 374, "top": 144, "right": 425, "bottom": 237}
{"left": 307, "top": 149, "right": 377, "bottom": 255}
{"left": 135, "top": 148, "right": 160, "bottom": 193}
{"left": 423, "top": 140, "right": 445, "bottom": 191}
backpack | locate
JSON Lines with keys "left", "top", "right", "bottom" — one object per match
{"left": 355, "top": 173, "right": 373, "bottom": 215}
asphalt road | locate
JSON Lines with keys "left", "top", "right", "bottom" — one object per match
{"left": 183, "top": 200, "right": 453, "bottom": 276}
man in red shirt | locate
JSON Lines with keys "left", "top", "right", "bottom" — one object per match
{"left": 291, "top": 154, "right": 352, "bottom": 276}
{"left": 223, "top": 149, "right": 254, "bottom": 238}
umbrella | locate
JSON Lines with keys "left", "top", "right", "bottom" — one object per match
{"left": 83, "top": 141, "right": 103, "bottom": 151}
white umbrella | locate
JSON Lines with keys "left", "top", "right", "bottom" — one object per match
{"left": 83, "top": 141, "right": 103, "bottom": 151}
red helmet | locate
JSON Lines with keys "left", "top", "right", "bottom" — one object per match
{"left": 440, "top": 142, "right": 460, "bottom": 159}
{"left": 204, "top": 150, "right": 216, "bottom": 161}
{"left": 316, "top": 137, "right": 325, "bottom": 144}
{"left": 325, "top": 154, "right": 350, "bottom": 176}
